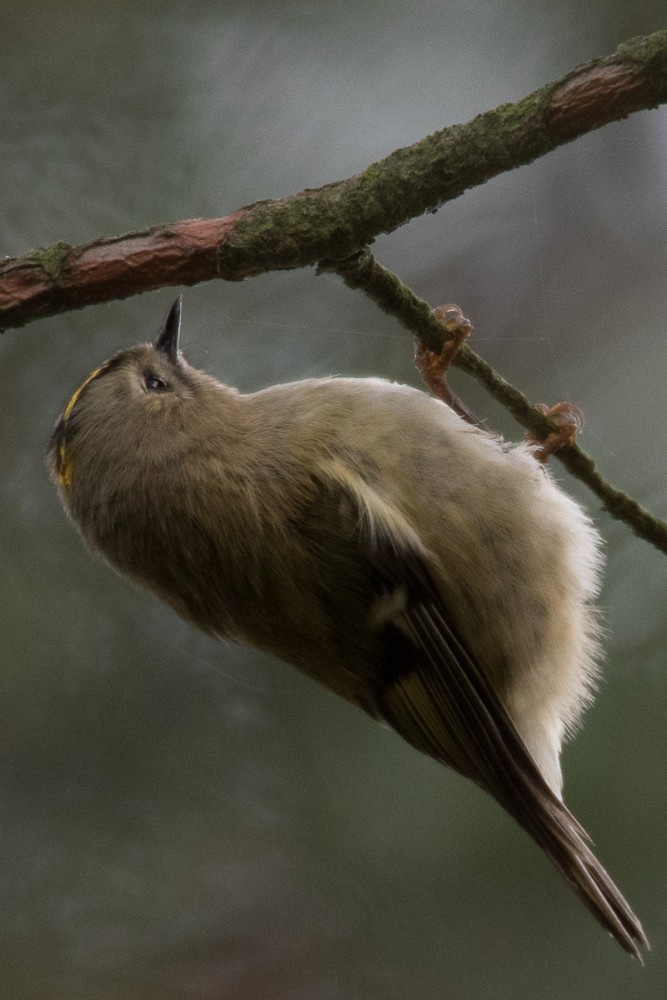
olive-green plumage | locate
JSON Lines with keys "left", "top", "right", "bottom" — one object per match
{"left": 48, "top": 299, "right": 647, "bottom": 958}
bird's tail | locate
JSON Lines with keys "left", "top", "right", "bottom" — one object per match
{"left": 500, "top": 768, "right": 648, "bottom": 961}
{"left": 379, "top": 599, "right": 648, "bottom": 959}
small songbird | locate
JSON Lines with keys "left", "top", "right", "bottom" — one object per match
{"left": 48, "top": 298, "right": 647, "bottom": 958}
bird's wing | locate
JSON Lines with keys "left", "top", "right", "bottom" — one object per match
{"left": 303, "top": 464, "right": 647, "bottom": 959}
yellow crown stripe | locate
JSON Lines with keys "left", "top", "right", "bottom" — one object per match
{"left": 58, "top": 447, "right": 73, "bottom": 491}
{"left": 62, "top": 361, "right": 111, "bottom": 423}
{"left": 58, "top": 360, "right": 112, "bottom": 491}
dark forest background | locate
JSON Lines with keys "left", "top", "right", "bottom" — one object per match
{"left": 1, "top": 2, "right": 666, "bottom": 997}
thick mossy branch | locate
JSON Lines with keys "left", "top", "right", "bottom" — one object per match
{"left": 221, "top": 29, "right": 667, "bottom": 274}
{"left": 1, "top": 30, "right": 666, "bottom": 330}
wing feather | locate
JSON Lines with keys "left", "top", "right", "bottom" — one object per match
{"left": 381, "top": 588, "right": 647, "bottom": 959}
{"left": 301, "top": 468, "right": 647, "bottom": 957}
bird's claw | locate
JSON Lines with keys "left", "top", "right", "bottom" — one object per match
{"left": 528, "top": 402, "right": 584, "bottom": 463}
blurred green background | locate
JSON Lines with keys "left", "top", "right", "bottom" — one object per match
{"left": 1, "top": 1, "right": 666, "bottom": 997}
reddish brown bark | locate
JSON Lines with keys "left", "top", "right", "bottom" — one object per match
{"left": 1, "top": 31, "right": 665, "bottom": 331}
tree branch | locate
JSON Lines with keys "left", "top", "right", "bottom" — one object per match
{"left": 1, "top": 31, "right": 666, "bottom": 331}
{"left": 321, "top": 249, "right": 667, "bottom": 555}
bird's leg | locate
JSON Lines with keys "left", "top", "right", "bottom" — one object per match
{"left": 415, "top": 305, "right": 480, "bottom": 426}
{"left": 527, "top": 402, "right": 584, "bottom": 464}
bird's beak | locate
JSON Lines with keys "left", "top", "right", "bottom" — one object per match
{"left": 155, "top": 296, "right": 182, "bottom": 363}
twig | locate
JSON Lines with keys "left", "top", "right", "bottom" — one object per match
{"left": 321, "top": 249, "right": 667, "bottom": 555}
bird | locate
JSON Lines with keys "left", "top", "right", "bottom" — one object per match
{"left": 47, "top": 297, "right": 647, "bottom": 958}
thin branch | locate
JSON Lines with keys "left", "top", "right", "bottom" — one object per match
{"left": 1, "top": 31, "right": 666, "bottom": 330}
{"left": 322, "top": 249, "right": 667, "bottom": 555}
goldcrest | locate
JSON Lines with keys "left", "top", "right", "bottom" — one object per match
{"left": 48, "top": 299, "right": 647, "bottom": 958}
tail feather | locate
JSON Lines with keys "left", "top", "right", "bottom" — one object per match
{"left": 505, "top": 771, "right": 647, "bottom": 960}
{"left": 379, "top": 600, "right": 648, "bottom": 959}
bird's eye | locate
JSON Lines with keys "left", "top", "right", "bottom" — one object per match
{"left": 144, "top": 371, "right": 169, "bottom": 392}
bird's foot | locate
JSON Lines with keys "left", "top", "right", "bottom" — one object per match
{"left": 527, "top": 402, "right": 584, "bottom": 464}
{"left": 415, "top": 305, "right": 479, "bottom": 425}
